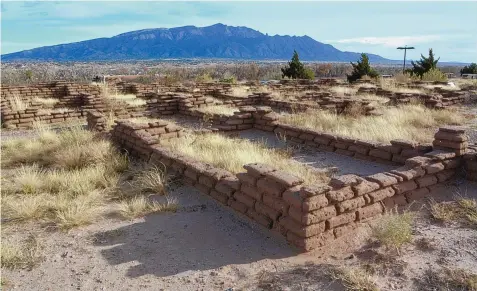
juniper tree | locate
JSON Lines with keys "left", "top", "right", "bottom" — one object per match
{"left": 346, "top": 53, "right": 378, "bottom": 83}
{"left": 281, "top": 50, "right": 314, "bottom": 80}
{"left": 460, "top": 63, "right": 477, "bottom": 75}
{"left": 409, "top": 48, "right": 440, "bottom": 77}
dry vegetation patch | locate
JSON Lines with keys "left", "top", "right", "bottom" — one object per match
{"left": 281, "top": 104, "right": 465, "bottom": 143}
{"left": 418, "top": 267, "right": 477, "bottom": 291}
{"left": 370, "top": 210, "right": 414, "bottom": 252}
{"left": 161, "top": 132, "right": 330, "bottom": 185}
{"left": 198, "top": 105, "right": 238, "bottom": 116}
{"left": 1, "top": 124, "right": 176, "bottom": 231}
{"left": 1, "top": 235, "right": 43, "bottom": 270}
{"left": 429, "top": 197, "right": 477, "bottom": 228}
{"left": 329, "top": 266, "right": 379, "bottom": 291}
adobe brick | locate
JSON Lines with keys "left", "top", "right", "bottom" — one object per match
{"left": 240, "top": 183, "right": 263, "bottom": 200}
{"left": 356, "top": 203, "right": 384, "bottom": 220}
{"left": 255, "top": 202, "right": 281, "bottom": 221}
{"left": 326, "top": 186, "right": 355, "bottom": 203}
{"left": 392, "top": 180, "right": 418, "bottom": 194}
{"left": 279, "top": 217, "right": 325, "bottom": 238}
{"left": 416, "top": 175, "right": 438, "bottom": 188}
{"left": 263, "top": 194, "right": 289, "bottom": 214}
{"left": 257, "top": 177, "right": 286, "bottom": 197}
{"left": 368, "top": 187, "right": 395, "bottom": 203}
{"left": 326, "top": 212, "right": 356, "bottom": 229}
{"left": 233, "top": 191, "right": 256, "bottom": 208}
{"left": 337, "top": 196, "right": 366, "bottom": 213}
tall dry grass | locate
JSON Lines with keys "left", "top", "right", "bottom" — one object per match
{"left": 162, "top": 133, "right": 329, "bottom": 184}
{"left": 280, "top": 104, "right": 465, "bottom": 143}
{"left": 1, "top": 124, "right": 128, "bottom": 229}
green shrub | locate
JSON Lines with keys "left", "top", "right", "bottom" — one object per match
{"left": 347, "top": 53, "right": 379, "bottom": 83}
{"left": 302, "top": 67, "right": 315, "bottom": 80}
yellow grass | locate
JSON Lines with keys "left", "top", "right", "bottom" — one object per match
{"left": 230, "top": 86, "right": 251, "bottom": 98}
{"left": 199, "top": 105, "right": 238, "bottom": 116}
{"left": 1, "top": 125, "right": 129, "bottom": 229}
{"left": 1, "top": 235, "right": 42, "bottom": 270}
{"left": 329, "top": 266, "right": 379, "bottom": 291}
{"left": 7, "top": 94, "right": 29, "bottom": 111}
{"left": 161, "top": 133, "right": 330, "bottom": 185}
{"left": 371, "top": 210, "right": 414, "bottom": 251}
{"left": 108, "top": 94, "right": 147, "bottom": 107}
{"left": 281, "top": 104, "right": 465, "bottom": 143}
{"left": 118, "top": 196, "right": 178, "bottom": 219}
{"left": 330, "top": 86, "right": 358, "bottom": 96}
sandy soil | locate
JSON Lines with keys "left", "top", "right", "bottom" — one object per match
{"left": 2, "top": 179, "right": 476, "bottom": 291}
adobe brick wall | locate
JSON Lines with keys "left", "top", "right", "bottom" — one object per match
{"left": 248, "top": 107, "right": 432, "bottom": 165}
{"left": 111, "top": 120, "right": 185, "bottom": 160}
{"left": 464, "top": 143, "right": 477, "bottom": 181}
{"left": 180, "top": 106, "right": 256, "bottom": 131}
{"left": 1, "top": 108, "right": 85, "bottom": 129}
{"left": 358, "top": 86, "right": 474, "bottom": 109}
{"left": 108, "top": 117, "right": 467, "bottom": 252}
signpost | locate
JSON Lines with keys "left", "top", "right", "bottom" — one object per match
{"left": 397, "top": 45, "right": 415, "bottom": 74}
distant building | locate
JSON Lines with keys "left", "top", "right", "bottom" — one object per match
{"left": 445, "top": 73, "right": 455, "bottom": 78}
{"left": 381, "top": 74, "right": 393, "bottom": 78}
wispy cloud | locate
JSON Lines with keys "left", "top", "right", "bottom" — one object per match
{"left": 326, "top": 35, "right": 443, "bottom": 47}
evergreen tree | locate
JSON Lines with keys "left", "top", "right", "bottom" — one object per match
{"left": 346, "top": 53, "right": 378, "bottom": 83}
{"left": 460, "top": 63, "right": 477, "bottom": 75}
{"left": 409, "top": 48, "right": 440, "bottom": 77}
{"left": 281, "top": 50, "right": 313, "bottom": 79}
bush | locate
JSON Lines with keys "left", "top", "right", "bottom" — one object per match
{"left": 196, "top": 73, "right": 214, "bottom": 83}
{"left": 460, "top": 63, "right": 477, "bottom": 75}
{"left": 409, "top": 48, "right": 440, "bottom": 77}
{"left": 347, "top": 53, "right": 378, "bottom": 83}
{"left": 421, "top": 68, "right": 448, "bottom": 82}
{"left": 281, "top": 50, "right": 314, "bottom": 80}
{"left": 302, "top": 67, "right": 315, "bottom": 80}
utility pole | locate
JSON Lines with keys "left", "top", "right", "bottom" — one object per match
{"left": 397, "top": 45, "right": 415, "bottom": 74}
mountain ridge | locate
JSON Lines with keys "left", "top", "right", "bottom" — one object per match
{"left": 2, "top": 23, "right": 394, "bottom": 62}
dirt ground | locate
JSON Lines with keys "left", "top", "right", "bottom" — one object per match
{"left": 2, "top": 178, "right": 476, "bottom": 291}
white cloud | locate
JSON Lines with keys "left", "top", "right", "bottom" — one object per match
{"left": 326, "top": 35, "right": 443, "bottom": 47}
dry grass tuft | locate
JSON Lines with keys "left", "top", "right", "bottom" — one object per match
{"left": 230, "top": 86, "right": 251, "bottom": 98}
{"left": 330, "top": 86, "right": 358, "bottom": 96}
{"left": 329, "top": 266, "right": 379, "bottom": 291}
{"left": 198, "top": 105, "right": 238, "bottom": 116}
{"left": 128, "top": 164, "right": 169, "bottom": 195}
{"left": 1, "top": 235, "right": 42, "bottom": 270}
{"left": 419, "top": 267, "right": 477, "bottom": 291}
{"left": 371, "top": 210, "right": 414, "bottom": 251}
{"left": 1, "top": 125, "right": 128, "bottom": 230}
{"left": 281, "top": 104, "right": 465, "bottom": 143}
{"left": 118, "top": 196, "right": 178, "bottom": 219}
{"left": 429, "top": 197, "right": 477, "bottom": 227}
{"left": 7, "top": 94, "right": 29, "bottom": 111}
{"left": 162, "top": 133, "right": 329, "bottom": 185}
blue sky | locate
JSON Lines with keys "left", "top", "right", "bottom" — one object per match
{"left": 1, "top": 1, "right": 476, "bottom": 62}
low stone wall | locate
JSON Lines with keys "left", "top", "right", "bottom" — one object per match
{"left": 249, "top": 108, "right": 432, "bottom": 165}
{"left": 180, "top": 106, "right": 257, "bottom": 131}
{"left": 109, "top": 120, "right": 465, "bottom": 252}
{"left": 1, "top": 108, "right": 84, "bottom": 129}
{"left": 111, "top": 120, "right": 184, "bottom": 160}
{"left": 464, "top": 143, "right": 477, "bottom": 181}
{"left": 358, "top": 86, "right": 474, "bottom": 109}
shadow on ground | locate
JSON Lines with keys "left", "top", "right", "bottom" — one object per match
{"left": 92, "top": 185, "right": 297, "bottom": 278}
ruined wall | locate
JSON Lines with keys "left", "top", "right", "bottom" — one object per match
{"left": 109, "top": 120, "right": 465, "bottom": 252}
{"left": 464, "top": 143, "right": 477, "bottom": 182}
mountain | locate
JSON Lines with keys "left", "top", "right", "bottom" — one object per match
{"left": 1, "top": 23, "right": 392, "bottom": 62}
